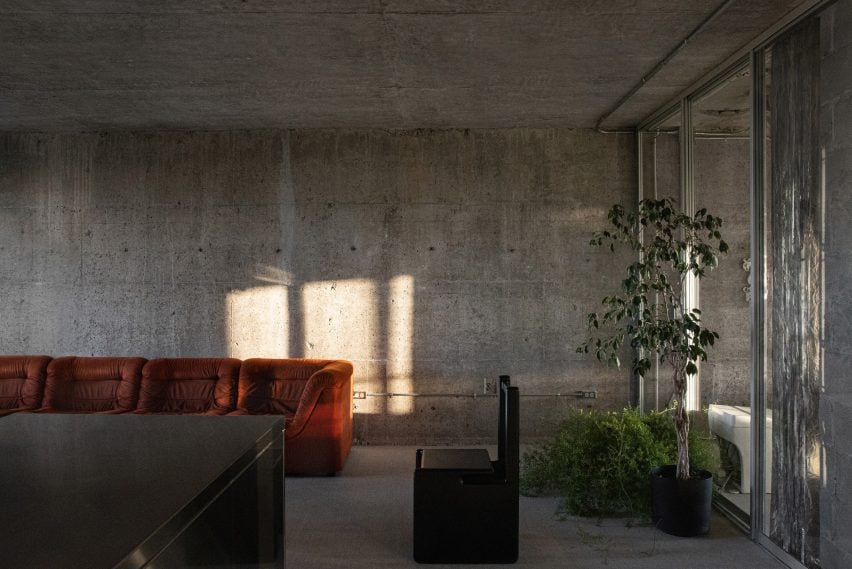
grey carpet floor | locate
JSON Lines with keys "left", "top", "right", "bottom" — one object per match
{"left": 285, "top": 445, "right": 785, "bottom": 568}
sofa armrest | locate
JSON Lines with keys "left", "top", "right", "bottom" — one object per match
{"left": 287, "top": 361, "right": 353, "bottom": 438}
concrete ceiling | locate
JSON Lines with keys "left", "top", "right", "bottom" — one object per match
{"left": 0, "top": 0, "right": 805, "bottom": 131}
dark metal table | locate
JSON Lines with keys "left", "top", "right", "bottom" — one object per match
{"left": 0, "top": 413, "right": 284, "bottom": 569}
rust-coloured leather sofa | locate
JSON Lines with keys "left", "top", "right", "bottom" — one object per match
{"left": 0, "top": 355, "right": 51, "bottom": 415}
{"left": 40, "top": 356, "right": 147, "bottom": 413}
{"left": 137, "top": 358, "right": 240, "bottom": 415}
{"left": 0, "top": 355, "right": 354, "bottom": 474}
{"left": 231, "top": 358, "right": 354, "bottom": 475}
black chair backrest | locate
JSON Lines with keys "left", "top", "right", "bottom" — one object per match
{"left": 495, "top": 375, "right": 519, "bottom": 483}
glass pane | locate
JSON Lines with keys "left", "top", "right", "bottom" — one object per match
{"left": 763, "top": 14, "right": 824, "bottom": 566}
{"left": 638, "top": 109, "right": 681, "bottom": 414}
{"left": 763, "top": 45, "right": 775, "bottom": 540}
{"left": 690, "top": 65, "right": 753, "bottom": 523}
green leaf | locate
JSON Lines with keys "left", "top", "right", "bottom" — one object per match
{"left": 519, "top": 407, "right": 720, "bottom": 517}
{"left": 581, "top": 199, "right": 726, "bottom": 410}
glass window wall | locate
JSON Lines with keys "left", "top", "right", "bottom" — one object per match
{"left": 637, "top": 6, "right": 831, "bottom": 567}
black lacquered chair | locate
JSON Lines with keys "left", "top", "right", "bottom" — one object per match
{"left": 413, "top": 375, "right": 519, "bottom": 564}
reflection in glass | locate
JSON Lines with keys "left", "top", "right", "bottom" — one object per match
{"left": 763, "top": 43, "right": 775, "bottom": 543}
{"left": 764, "top": 15, "right": 823, "bottom": 566}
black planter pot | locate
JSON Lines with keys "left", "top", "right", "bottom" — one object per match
{"left": 650, "top": 465, "right": 712, "bottom": 537}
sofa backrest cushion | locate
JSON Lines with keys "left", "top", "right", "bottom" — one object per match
{"left": 44, "top": 357, "right": 146, "bottom": 412}
{"left": 139, "top": 358, "right": 240, "bottom": 414}
{"left": 237, "top": 359, "right": 335, "bottom": 416}
{"left": 0, "top": 355, "right": 51, "bottom": 410}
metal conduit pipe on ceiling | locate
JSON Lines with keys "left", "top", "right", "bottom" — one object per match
{"left": 594, "top": 0, "right": 737, "bottom": 132}
{"left": 644, "top": 130, "right": 751, "bottom": 139}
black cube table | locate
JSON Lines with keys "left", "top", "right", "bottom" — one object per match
{"left": 0, "top": 413, "right": 284, "bottom": 569}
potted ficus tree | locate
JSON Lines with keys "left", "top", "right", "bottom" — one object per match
{"left": 578, "top": 197, "right": 728, "bottom": 536}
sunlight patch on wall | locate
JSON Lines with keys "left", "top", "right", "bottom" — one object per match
{"left": 302, "top": 278, "right": 381, "bottom": 414}
{"left": 387, "top": 275, "right": 414, "bottom": 415}
{"left": 252, "top": 264, "right": 294, "bottom": 286}
{"left": 226, "top": 285, "right": 289, "bottom": 359}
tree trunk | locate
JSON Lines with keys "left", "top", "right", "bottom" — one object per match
{"left": 673, "top": 364, "right": 690, "bottom": 480}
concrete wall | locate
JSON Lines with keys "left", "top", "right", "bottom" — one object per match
{"left": 820, "top": 2, "right": 852, "bottom": 567}
{"left": 0, "top": 128, "right": 635, "bottom": 443}
{"left": 0, "top": 131, "right": 295, "bottom": 358}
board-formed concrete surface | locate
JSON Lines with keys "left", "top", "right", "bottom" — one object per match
{"left": 820, "top": 2, "right": 852, "bottom": 567}
{"left": 0, "top": 128, "right": 637, "bottom": 444}
{"left": 285, "top": 445, "right": 786, "bottom": 569}
{"left": 0, "top": 0, "right": 806, "bottom": 130}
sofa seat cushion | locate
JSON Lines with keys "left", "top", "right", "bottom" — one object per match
{"left": 138, "top": 358, "right": 239, "bottom": 415}
{"left": 237, "top": 359, "right": 333, "bottom": 415}
{"left": 0, "top": 356, "right": 51, "bottom": 410}
{"left": 43, "top": 357, "right": 145, "bottom": 413}
{"left": 234, "top": 358, "right": 354, "bottom": 474}
{"left": 67, "top": 379, "right": 124, "bottom": 412}
{"left": 241, "top": 377, "right": 307, "bottom": 416}
{"left": 144, "top": 379, "right": 220, "bottom": 414}
{"left": 0, "top": 377, "right": 25, "bottom": 408}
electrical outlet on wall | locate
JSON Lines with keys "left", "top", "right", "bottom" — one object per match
{"left": 574, "top": 390, "right": 597, "bottom": 399}
{"left": 353, "top": 391, "right": 367, "bottom": 400}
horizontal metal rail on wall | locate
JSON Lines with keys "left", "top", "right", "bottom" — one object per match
{"left": 360, "top": 392, "right": 596, "bottom": 399}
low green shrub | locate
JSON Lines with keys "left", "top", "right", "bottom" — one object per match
{"left": 521, "top": 407, "right": 718, "bottom": 518}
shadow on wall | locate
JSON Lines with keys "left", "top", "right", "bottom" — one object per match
{"left": 230, "top": 271, "right": 514, "bottom": 444}
{"left": 223, "top": 129, "right": 639, "bottom": 444}
{"left": 225, "top": 265, "right": 293, "bottom": 360}
{"left": 0, "top": 129, "right": 634, "bottom": 445}
{"left": 228, "top": 268, "right": 615, "bottom": 445}
{"left": 296, "top": 275, "right": 415, "bottom": 417}
{"left": 226, "top": 272, "right": 416, "bottom": 411}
